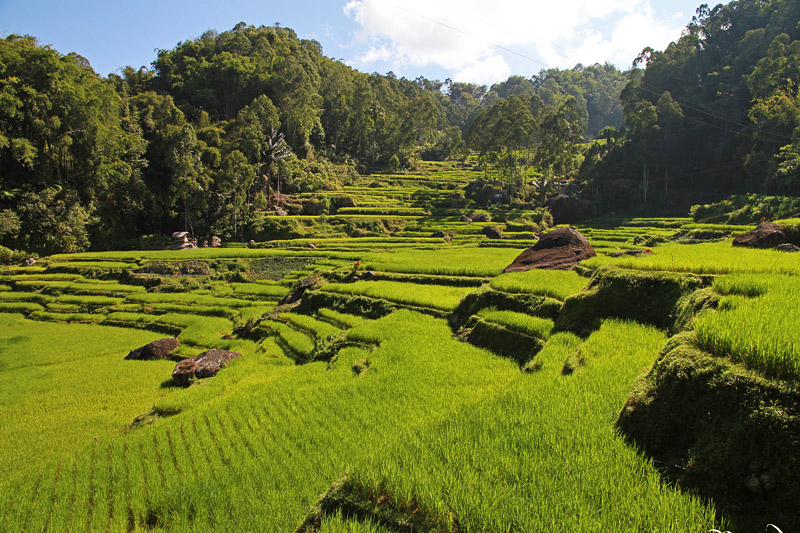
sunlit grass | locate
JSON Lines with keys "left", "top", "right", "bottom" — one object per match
{"left": 490, "top": 268, "right": 589, "bottom": 300}
{"left": 695, "top": 274, "right": 800, "bottom": 380}
{"left": 320, "top": 280, "right": 475, "bottom": 311}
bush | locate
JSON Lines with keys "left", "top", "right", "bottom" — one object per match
{"left": 246, "top": 216, "right": 307, "bottom": 241}
{"left": 0, "top": 246, "right": 34, "bottom": 265}
{"left": 690, "top": 194, "right": 800, "bottom": 224}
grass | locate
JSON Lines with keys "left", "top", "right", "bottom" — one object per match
{"left": 127, "top": 292, "right": 259, "bottom": 308}
{"left": 281, "top": 313, "right": 343, "bottom": 340}
{"left": 477, "top": 307, "right": 554, "bottom": 339}
{"left": 0, "top": 315, "right": 173, "bottom": 484}
{"left": 320, "top": 280, "right": 475, "bottom": 311}
{"left": 360, "top": 247, "right": 524, "bottom": 277}
{"left": 490, "top": 268, "right": 590, "bottom": 300}
{"left": 583, "top": 241, "right": 800, "bottom": 275}
{"left": 2, "top": 205, "right": 796, "bottom": 531}
{"left": 346, "top": 319, "right": 720, "bottom": 531}
{"left": 695, "top": 274, "right": 800, "bottom": 381}
{"left": 316, "top": 308, "right": 372, "bottom": 329}
{"left": 230, "top": 282, "right": 291, "bottom": 298}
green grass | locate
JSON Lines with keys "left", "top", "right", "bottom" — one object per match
{"left": 695, "top": 274, "right": 800, "bottom": 381}
{"left": 316, "top": 308, "right": 372, "bottom": 329}
{"left": 30, "top": 310, "right": 106, "bottom": 323}
{"left": 281, "top": 313, "right": 343, "bottom": 340}
{"left": 320, "top": 280, "right": 475, "bottom": 311}
{"left": 127, "top": 292, "right": 259, "bottom": 308}
{"left": 346, "top": 319, "right": 719, "bottom": 531}
{"left": 1, "top": 211, "right": 793, "bottom": 531}
{"left": 490, "top": 268, "right": 590, "bottom": 300}
{"left": 360, "top": 247, "right": 523, "bottom": 277}
{"left": 0, "top": 315, "right": 173, "bottom": 484}
{"left": 477, "top": 308, "right": 554, "bottom": 339}
{"left": 229, "top": 282, "right": 291, "bottom": 298}
{"left": 0, "top": 301, "right": 44, "bottom": 314}
{"left": 584, "top": 241, "right": 800, "bottom": 275}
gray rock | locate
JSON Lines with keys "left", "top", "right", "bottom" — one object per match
{"left": 172, "top": 349, "right": 242, "bottom": 387}
{"left": 126, "top": 338, "right": 179, "bottom": 360}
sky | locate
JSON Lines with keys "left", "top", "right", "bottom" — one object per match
{"left": 0, "top": 0, "right": 724, "bottom": 85}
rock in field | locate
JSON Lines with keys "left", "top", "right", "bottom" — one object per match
{"left": 504, "top": 227, "right": 595, "bottom": 272}
{"left": 125, "top": 338, "right": 180, "bottom": 360}
{"left": 172, "top": 349, "right": 242, "bottom": 387}
{"left": 732, "top": 222, "right": 789, "bottom": 249}
{"left": 482, "top": 226, "right": 504, "bottom": 239}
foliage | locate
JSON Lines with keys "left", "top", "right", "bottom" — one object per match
{"left": 579, "top": 0, "right": 800, "bottom": 211}
{"left": 695, "top": 274, "right": 800, "bottom": 380}
{"left": 690, "top": 194, "right": 800, "bottom": 224}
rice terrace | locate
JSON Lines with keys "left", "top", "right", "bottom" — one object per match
{"left": 2, "top": 0, "right": 800, "bottom": 531}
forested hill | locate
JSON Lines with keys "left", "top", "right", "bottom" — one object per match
{"left": 2, "top": 0, "right": 800, "bottom": 256}
{"left": 580, "top": 0, "right": 800, "bottom": 210}
{"left": 0, "top": 22, "right": 624, "bottom": 254}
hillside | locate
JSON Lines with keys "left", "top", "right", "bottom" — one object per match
{"left": 1, "top": 164, "right": 799, "bottom": 531}
{"left": 3, "top": 0, "right": 799, "bottom": 258}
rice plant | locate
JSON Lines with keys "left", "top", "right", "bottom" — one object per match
{"left": 477, "top": 307, "right": 554, "bottom": 340}
{"left": 320, "top": 280, "right": 475, "bottom": 311}
{"left": 490, "top": 268, "right": 589, "bottom": 300}
{"left": 695, "top": 274, "right": 800, "bottom": 380}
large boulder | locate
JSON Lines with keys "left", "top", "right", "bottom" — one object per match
{"left": 210, "top": 235, "right": 222, "bottom": 247}
{"left": 546, "top": 194, "right": 595, "bottom": 225}
{"left": 470, "top": 213, "right": 491, "bottom": 223}
{"left": 504, "top": 227, "right": 595, "bottom": 272}
{"left": 482, "top": 226, "right": 504, "bottom": 239}
{"left": 125, "top": 338, "right": 180, "bottom": 360}
{"left": 172, "top": 349, "right": 242, "bottom": 387}
{"left": 732, "top": 222, "right": 789, "bottom": 249}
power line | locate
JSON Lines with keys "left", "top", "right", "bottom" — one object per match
{"left": 374, "top": 0, "right": 550, "bottom": 69}
{"left": 371, "top": 0, "right": 795, "bottom": 145}
{"left": 637, "top": 83, "right": 794, "bottom": 143}
{"left": 430, "top": 0, "right": 573, "bottom": 61}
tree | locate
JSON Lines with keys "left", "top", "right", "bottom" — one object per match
{"left": 261, "top": 129, "right": 293, "bottom": 204}
{"left": 166, "top": 124, "right": 206, "bottom": 235}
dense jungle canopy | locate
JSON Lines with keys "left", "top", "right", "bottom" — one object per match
{"left": 1, "top": 0, "right": 799, "bottom": 254}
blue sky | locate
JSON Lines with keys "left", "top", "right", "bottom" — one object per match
{"left": 0, "top": 0, "right": 724, "bottom": 85}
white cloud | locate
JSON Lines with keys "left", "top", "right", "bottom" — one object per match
{"left": 343, "top": 0, "right": 686, "bottom": 83}
{"left": 455, "top": 55, "right": 512, "bottom": 85}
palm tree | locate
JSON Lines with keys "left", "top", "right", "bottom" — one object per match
{"left": 260, "top": 129, "right": 293, "bottom": 207}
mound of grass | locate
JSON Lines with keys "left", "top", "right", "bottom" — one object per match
{"left": 320, "top": 280, "right": 475, "bottom": 312}
{"left": 0, "top": 301, "right": 44, "bottom": 314}
{"left": 556, "top": 266, "right": 710, "bottom": 336}
{"left": 490, "top": 268, "right": 589, "bottom": 301}
{"left": 316, "top": 308, "right": 371, "bottom": 329}
{"left": 449, "top": 286, "right": 562, "bottom": 330}
{"left": 618, "top": 333, "right": 800, "bottom": 530}
{"left": 695, "top": 274, "right": 800, "bottom": 381}
{"left": 477, "top": 308, "right": 554, "bottom": 340}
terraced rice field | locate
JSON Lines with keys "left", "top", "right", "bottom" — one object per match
{"left": 1, "top": 166, "right": 798, "bottom": 531}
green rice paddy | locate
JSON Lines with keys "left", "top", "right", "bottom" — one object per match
{"left": 0, "top": 166, "right": 796, "bottom": 531}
